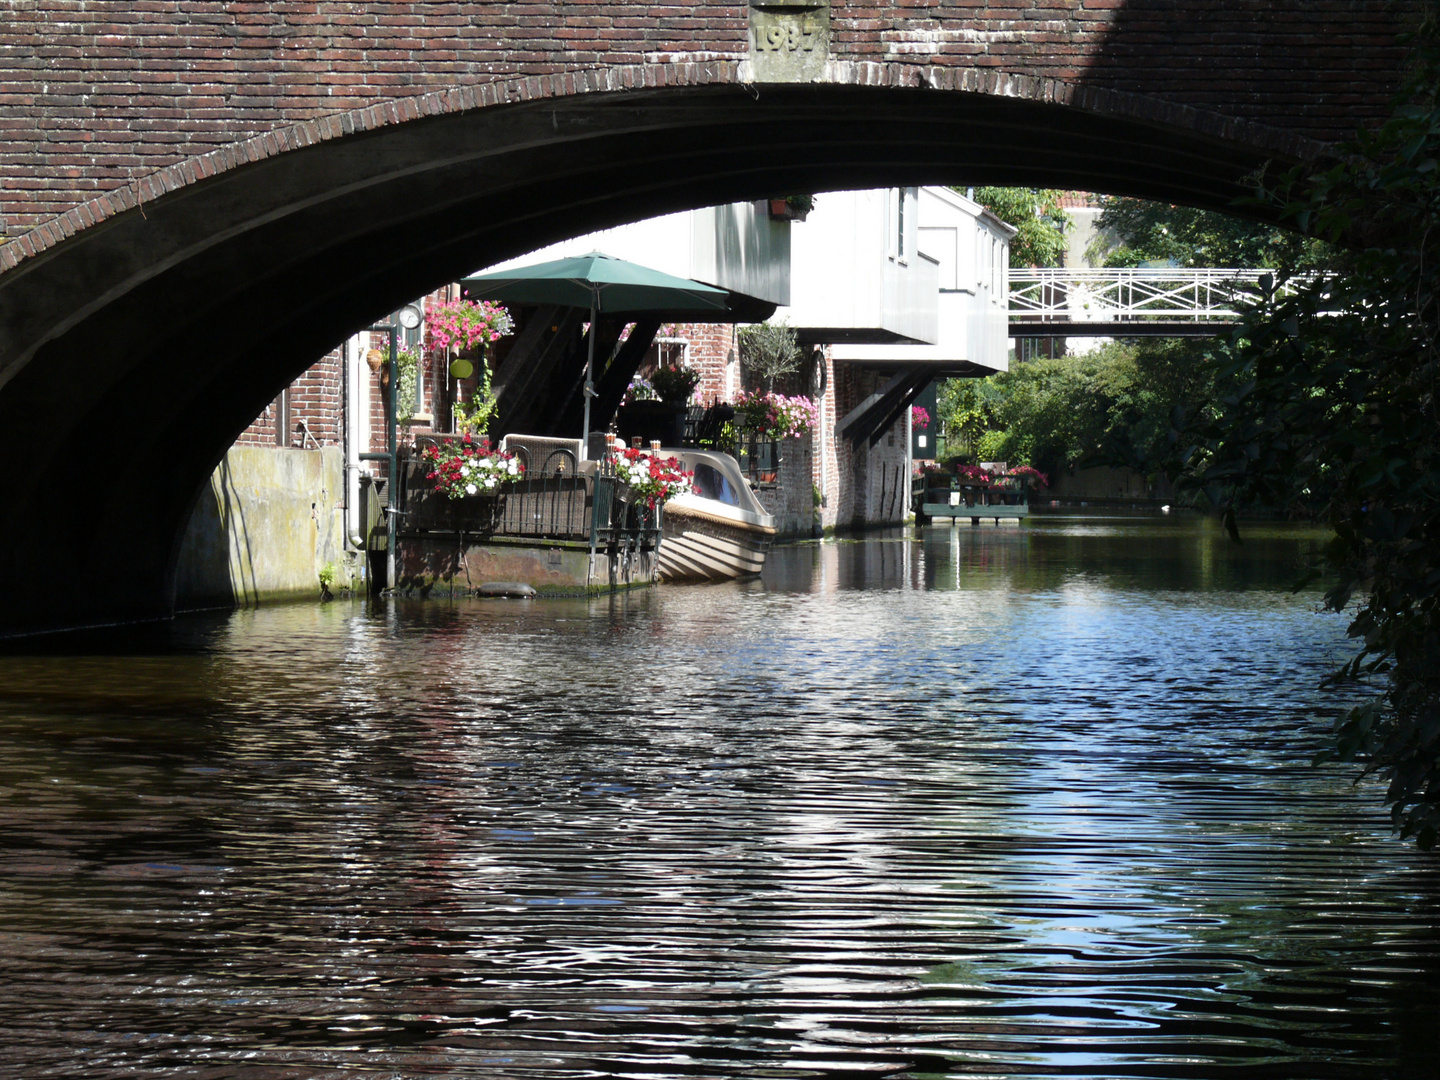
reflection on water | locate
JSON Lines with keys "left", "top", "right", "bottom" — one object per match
{"left": 2, "top": 513, "right": 1438, "bottom": 1079}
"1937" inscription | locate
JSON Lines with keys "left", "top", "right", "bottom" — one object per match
{"left": 748, "top": 3, "right": 829, "bottom": 80}
{"left": 753, "top": 20, "right": 820, "bottom": 53}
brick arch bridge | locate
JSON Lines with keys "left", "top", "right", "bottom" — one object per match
{"left": 0, "top": 2, "right": 1418, "bottom": 636}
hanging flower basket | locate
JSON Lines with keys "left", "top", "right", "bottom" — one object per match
{"left": 425, "top": 298, "right": 514, "bottom": 356}
{"left": 649, "top": 362, "right": 702, "bottom": 405}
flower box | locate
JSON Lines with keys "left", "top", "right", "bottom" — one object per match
{"left": 768, "top": 197, "right": 812, "bottom": 222}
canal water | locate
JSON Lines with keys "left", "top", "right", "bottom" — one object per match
{"left": 3, "top": 513, "right": 1439, "bottom": 1079}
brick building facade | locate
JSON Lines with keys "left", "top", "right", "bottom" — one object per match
{"left": 236, "top": 348, "right": 345, "bottom": 449}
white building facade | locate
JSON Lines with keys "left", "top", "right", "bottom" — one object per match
{"left": 777, "top": 186, "right": 1013, "bottom": 533}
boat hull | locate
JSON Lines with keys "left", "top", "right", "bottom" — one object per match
{"left": 659, "top": 499, "right": 775, "bottom": 581}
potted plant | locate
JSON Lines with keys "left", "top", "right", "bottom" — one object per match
{"left": 648, "top": 361, "right": 702, "bottom": 406}
{"left": 393, "top": 348, "right": 420, "bottom": 428}
{"left": 426, "top": 298, "right": 514, "bottom": 360}
{"left": 737, "top": 320, "right": 803, "bottom": 391}
{"left": 730, "top": 389, "right": 818, "bottom": 483}
{"left": 617, "top": 365, "right": 698, "bottom": 447}
{"left": 768, "top": 194, "right": 816, "bottom": 222}
{"left": 732, "top": 389, "right": 818, "bottom": 442}
{"left": 424, "top": 298, "right": 513, "bottom": 437}
{"left": 1004, "top": 465, "right": 1049, "bottom": 503}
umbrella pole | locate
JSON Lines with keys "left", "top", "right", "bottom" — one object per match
{"left": 581, "top": 292, "right": 597, "bottom": 457}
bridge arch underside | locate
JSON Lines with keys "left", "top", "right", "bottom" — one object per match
{"left": 0, "top": 77, "right": 1311, "bottom": 636}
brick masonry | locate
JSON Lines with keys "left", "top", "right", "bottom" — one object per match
{"left": 0, "top": 1, "right": 1420, "bottom": 239}
{"left": 829, "top": 362, "right": 912, "bottom": 530}
{"left": 236, "top": 345, "right": 344, "bottom": 448}
{"left": 0, "top": 3, "right": 1420, "bottom": 635}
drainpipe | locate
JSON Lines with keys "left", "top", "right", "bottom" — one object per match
{"left": 385, "top": 325, "right": 398, "bottom": 591}
{"left": 816, "top": 346, "right": 828, "bottom": 522}
{"left": 343, "top": 333, "right": 366, "bottom": 549}
{"left": 358, "top": 321, "right": 400, "bottom": 592}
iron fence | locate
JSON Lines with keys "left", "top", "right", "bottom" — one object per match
{"left": 400, "top": 437, "right": 659, "bottom": 551}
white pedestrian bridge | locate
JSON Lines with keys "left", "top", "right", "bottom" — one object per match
{"left": 1008, "top": 268, "right": 1316, "bottom": 337}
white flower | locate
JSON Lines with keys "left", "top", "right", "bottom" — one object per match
{"left": 483, "top": 477, "right": 496, "bottom": 489}
{"left": 508, "top": 459, "right": 519, "bottom": 474}
{"left": 465, "top": 483, "right": 477, "bottom": 495}
{"left": 460, "top": 464, "right": 471, "bottom": 476}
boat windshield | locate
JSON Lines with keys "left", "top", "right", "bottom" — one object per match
{"left": 689, "top": 463, "right": 740, "bottom": 507}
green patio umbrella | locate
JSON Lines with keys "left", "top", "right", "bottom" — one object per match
{"left": 462, "top": 252, "right": 732, "bottom": 450}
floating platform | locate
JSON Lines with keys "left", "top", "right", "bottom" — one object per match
{"left": 921, "top": 501, "right": 1028, "bottom": 524}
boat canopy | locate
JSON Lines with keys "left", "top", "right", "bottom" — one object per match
{"left": 665, "top": 448, "right": 775, "bottom": 531}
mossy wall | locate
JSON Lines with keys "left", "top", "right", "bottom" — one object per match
{"left": 174, "top": 446, "right": 349, "bottom": 609}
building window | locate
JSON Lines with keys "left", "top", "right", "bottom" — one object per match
{"left": 892, "top": 187, "right": 918, "bottom": 262}
{"left": 896, "top": 188, "right": 906, "bottom": 259}
{"left": 403, "top": 317, "right": 426, "bottom": 417}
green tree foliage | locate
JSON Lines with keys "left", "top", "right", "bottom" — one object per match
{"left": 1100, "top": 338, "right": 1218, "bottom": 476}
{"left": 395, "top": 348, "right": 420, "bottom": 426}
{"left": 978, "top": 350, "right": 1118, "bottom": 470}
{"left": 1087, "top": 196, "right": 1327, "bottom": 269}
{"left": 951, "top": 186, "right": 1335, "bottom": 480}
{"left": 936, "top": 378, "right": 993, "bottom": 456}
{"left": 937, "top": 339, "right": 1215, "bottom": 478}
{"left": 1179, "top": 15, "right": 1440, "bottom": 846}
{"left": 969, "top": 187, "right": 1072, "bottom": 268}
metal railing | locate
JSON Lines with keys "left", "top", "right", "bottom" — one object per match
{"left": 1008, "top": 268, "right": 1319, "bottom": 325}
{"left": 682, "top": 403, "right": 734, "bottom": 449}
{"left": 735, "top": 434, "right": 780, "bottom": 485}
{"left": 677, "top": 404, "right": 782, "bottom": 485}
{"left": 399, "top": 437, "right": 659, "bottom": 551}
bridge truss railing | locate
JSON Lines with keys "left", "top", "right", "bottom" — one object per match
{"left": 1008, "top": 268, "right": 1316, "bottom": 326}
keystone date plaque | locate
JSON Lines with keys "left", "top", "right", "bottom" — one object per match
{"left": 748, "top": 1, "right": 829, "bottom": 82}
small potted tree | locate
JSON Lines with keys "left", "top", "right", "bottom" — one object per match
{"left": 734, "top": 321, "right": 815, "bottom": 481}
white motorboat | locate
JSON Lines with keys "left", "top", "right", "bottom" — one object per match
{"left": 658, "top": 449, "right": 777, "bottom": 581}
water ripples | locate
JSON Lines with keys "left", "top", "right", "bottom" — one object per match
{"left": 1, "top": 517, "right": 1438, "bottom": 1078}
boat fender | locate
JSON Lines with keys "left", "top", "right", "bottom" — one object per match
{"left": 477, "top": 581, "right": 537, "bottom": 599}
